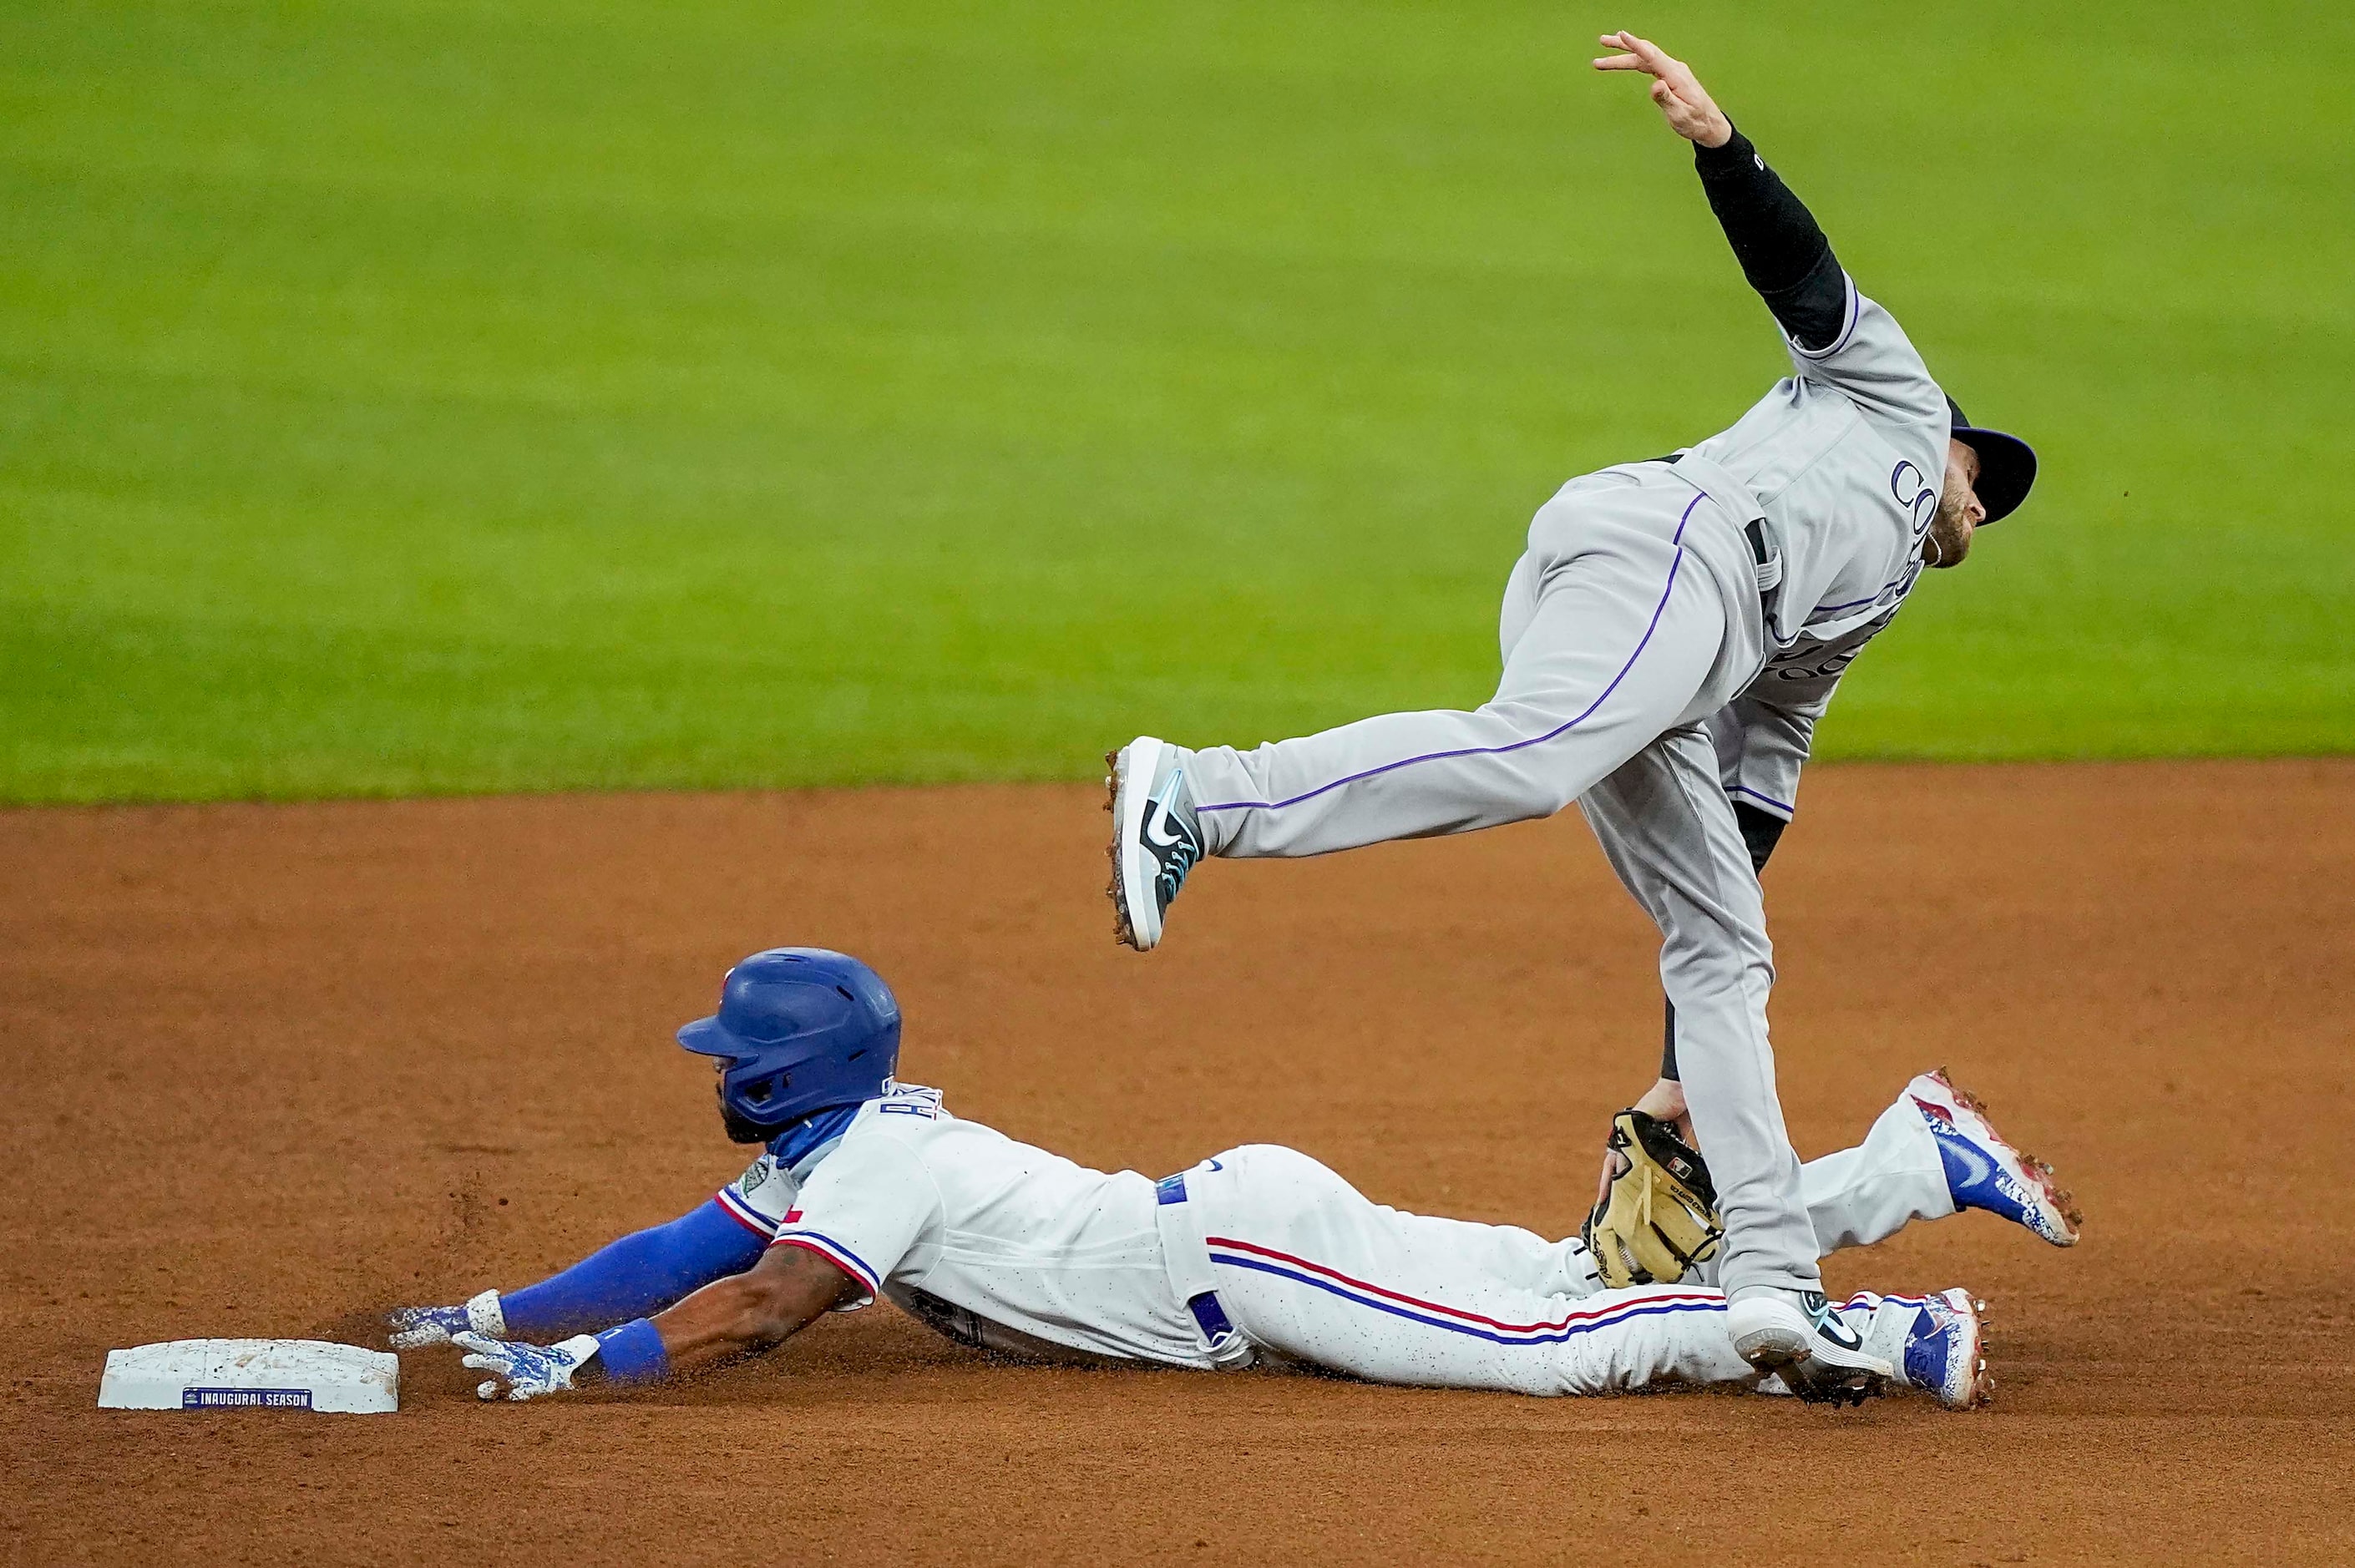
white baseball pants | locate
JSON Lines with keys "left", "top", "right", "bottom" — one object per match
{"left": 1179, "top": 1098, "right": 1948, "bottom": 1395}
{"left": 1178, "top": 463, "right": 1821, "bottom": 1301}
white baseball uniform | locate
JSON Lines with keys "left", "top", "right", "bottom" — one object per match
{"left": 713, "top": 1084, "right": 1953, "bottom": 1394}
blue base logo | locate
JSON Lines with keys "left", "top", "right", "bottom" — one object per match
{"left": 182, "top": 1387, "right": 312, "bottom": 1409}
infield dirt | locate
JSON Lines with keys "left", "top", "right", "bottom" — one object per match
{"left": 4, "top": 761, "right": 2352, "bottom": 1565}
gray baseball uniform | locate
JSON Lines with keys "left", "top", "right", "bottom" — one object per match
{"left": 1178, "top": 129, "right": 1947, "bottom": 1301}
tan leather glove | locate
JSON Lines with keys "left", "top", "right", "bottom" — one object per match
{"left": 1583, "top": 1110, "right": 1724, "bottom": 1287}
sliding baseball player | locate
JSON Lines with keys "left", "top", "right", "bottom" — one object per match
{"left": 392, "top": 948, "right": 2078, "bottom": 1408}
{"left": 1103, "top": 33, "right": 2040, "bottom": 1393}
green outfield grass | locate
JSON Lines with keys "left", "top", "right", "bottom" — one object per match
{"left": 3, "top": 0, "right": 2349, "bottom": 802}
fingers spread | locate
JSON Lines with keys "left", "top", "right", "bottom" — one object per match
{"left": 1617, "top": 33, "right": 1669, "bottom": 67}
{"left": 476, "top": 1379, "right": 500, "bottom": 1401}
{"left": 1593, "top": 30, "right": 1666, "bottom": 74}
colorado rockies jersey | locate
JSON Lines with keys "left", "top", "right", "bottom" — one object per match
{"left": 1708, "top": 600, "right": 1897, "bottom": 822}
{"left": 1669, "top": 128, "right": 1957, "bottom": 827}
{"left": 1683, "top": 275, "right": 1945, "bottom": 822}
{"left": 715, "top": 1084, "right": 1208, "bottom": 1368}
{"left": 1693, "top": 274, "right": 1946, "bottom": 651}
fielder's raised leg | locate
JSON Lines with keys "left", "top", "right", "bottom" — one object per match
{"left": 1104, "top": 32, "right": 2039, "bottom": 1397}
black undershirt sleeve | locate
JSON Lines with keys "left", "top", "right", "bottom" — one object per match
{"left": 1693, "top": 126, "right": 1849, "bottom": 353}
{"left": 1658, "top": 802, "right": 1790, "bottom": 1082}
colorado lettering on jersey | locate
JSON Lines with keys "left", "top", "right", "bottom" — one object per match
{"left": 1890, "top": 458, "right": 1938, "bottom": 541}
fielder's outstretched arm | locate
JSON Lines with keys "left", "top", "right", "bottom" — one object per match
{"left": 1593, "top": 31, "right": 1849, "bottom": 351}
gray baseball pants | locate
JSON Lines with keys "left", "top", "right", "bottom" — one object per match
{"left": 1183, "top": 461, "right": 1821, "bottom": 1299}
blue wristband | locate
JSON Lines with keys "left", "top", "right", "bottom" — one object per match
{"left": 592, "top": 1318, "right": 671, "bottom": 1385}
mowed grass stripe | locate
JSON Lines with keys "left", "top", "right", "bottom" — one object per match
{"left": 3, "top": 0, "right": 2349, "bottom": 802}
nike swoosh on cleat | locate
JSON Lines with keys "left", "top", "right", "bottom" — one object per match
{"left": 1142, "top": 771, "right": 1193, "bottom": 850}
{"left": 1810, "top": 1306, "right": 1866, "bottom": 1350}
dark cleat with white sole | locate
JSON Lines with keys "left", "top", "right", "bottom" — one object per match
{"left": 1105, "top": 736, "right": 1203, "bottom": 952}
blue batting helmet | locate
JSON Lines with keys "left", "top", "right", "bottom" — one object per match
{"left": 677, "top": 948, "right": 900, "bottom": 1141}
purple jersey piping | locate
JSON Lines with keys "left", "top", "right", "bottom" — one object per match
{"left": 1196, "top": 493, "right": 1706, "bottom": 817}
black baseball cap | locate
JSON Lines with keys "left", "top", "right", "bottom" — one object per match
{"left": 1946, "top": 396, "right": 2037, "bottom": 523}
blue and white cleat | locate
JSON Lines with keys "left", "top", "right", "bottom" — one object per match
{"left": 1848, "top": 1287, "right": 1993, "bottom": 1411}
{"left": 1106, "top": 736, "right": 1203, "bottom": 952}
{"left": 1909, "top": 1068, "right": 2082, "bottom": 1247}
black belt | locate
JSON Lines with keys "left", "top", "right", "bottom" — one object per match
{"left": 1659, "top": 453, "right": 1781, "bottom": 601}
{"left": 1156, "top": 1173, "right": 1238, "bottom": 1344}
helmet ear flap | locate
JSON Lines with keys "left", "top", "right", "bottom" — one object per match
{"left": 718, "top": 1090, "right": 777, "bottom": 1146}
{"left": 737, "top": 1067, "right": 791, "bottom": 1110}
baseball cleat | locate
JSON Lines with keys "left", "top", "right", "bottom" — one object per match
{"left": 1105, "top": 736, "right": 1203, "bottom": 952}
{"left": 1725, "top": 1288, "right": 1893, "bottom": 1406}
{"left": 1849, "top": 1288, "right": 1993, "bottom": 1411}
{"left": 1908, "top": 1069, "right": 2082, "bottom": 1246}
{"left": 1903, "top": 1289, "right": 1993, "bottom": 1410}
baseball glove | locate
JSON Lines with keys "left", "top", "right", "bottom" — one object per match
{"left": 1583, "top": 1109, "right": 1724, "bottom": 1288}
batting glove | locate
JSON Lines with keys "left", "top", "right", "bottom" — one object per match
{"left": 454, "top": 1331, "right": 600, "bottom": 1402}
{"left": 387, "top": 1288, "right": 506, "bottom": 1349}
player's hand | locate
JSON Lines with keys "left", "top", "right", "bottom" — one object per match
{"left": 1593, "top": 32, "right": 1734, "bottom": 149}
{"left": 386, "top": 1288, "right": 505, "bottom": 1349}
{"left": 454, "top": 1331, "right": 599, "bottom": 1402}
{"left": 1592, "top": 1076, "right": 1694, "bottom": 1211}
{"left": 387, "top": 1305, "right": 468, "bottom": 1349}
